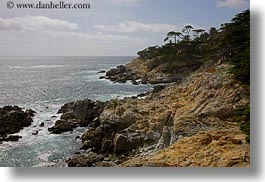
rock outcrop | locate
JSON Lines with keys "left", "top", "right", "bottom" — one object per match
{"left": 0, "top": 106, "right": 34, "bottom": 137}
{"left": 104, "top": 58, "right": 202, "bottom": 84}
{"left": 67, "top": 62, "right": 250, "bottom": 167}
{"left": 121, "top": 128, "right": 250, "bottom": 167}
{"left": 49, "top": 99, "right": 106, "bottom": 134}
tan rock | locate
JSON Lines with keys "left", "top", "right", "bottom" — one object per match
{"left": 121, "top": 128, "right": 250, "bottom": 167}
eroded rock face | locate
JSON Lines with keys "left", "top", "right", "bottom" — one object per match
{"left": 113, "top": 134, "right": 127, "bottom": 153}
{"left": 0, "top": 106, "right": 34, "bottom": 138}
{"left": 49, "top": 99, "right": 106, "bottom": 134}
{"left": 68, "top": 63, "right": 250, "bottom": 167}
{"left": 58, "top": 99, "right": 105, "bottom": 122}
{"left": 104, "top": 58, "right": 202, "bottom": 84}
{"left": 48, "top": 119, "right": 73, "bottom": 134}
{"left": 121, "top": 129, "right": 250, "bottom": 167}
{"left": 77, "top": 98, "right": 174, "bottom": 158}
{"left": 67, "top": 152, "right": 104, "bottom": 167}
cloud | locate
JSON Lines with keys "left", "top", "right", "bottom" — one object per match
{"left": 108, "top": 0, "right": 143, "bottom": 7}
{"left": 48, "top": 31, "right": 146, "bottom": 46}
{"left": 0, "top": 16, "right": 78, "bottom": 32}
{"left": 0, "top": 16, "right": 145, "bottom": 44}
{"left": 94, "top": 20, "right": 178, "bottom": 33}
{"left": 217, "top": 0, "right": 248, "bottom": 9}
{"left": 0, "top": 16, "right": 146, "bottom": 56}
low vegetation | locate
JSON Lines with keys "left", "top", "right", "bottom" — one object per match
{"left": 233, "top": 105, "right": 250, "bottom": 143}
{"left": 137, "top": 10, "right": 250, "bottom": 85}
{"left": 137, "top": 9, "right": 250, "bottom": 142}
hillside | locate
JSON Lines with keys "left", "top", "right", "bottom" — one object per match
{"left": 61, "top": 60, "right": 250, "bottom": 167}
{"left": 104, "top": 55, "right": 202, "bottom": 84}
{"left": 48, "top": 10, "right": 250, "bottom": 167}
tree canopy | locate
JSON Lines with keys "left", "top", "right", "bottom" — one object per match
{"left": 137, "top": 9, "right": 250, "bottom": 85}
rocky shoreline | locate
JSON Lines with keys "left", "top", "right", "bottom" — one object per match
{"left": 48, "top": 99, "right": 106, "bottom": 134}
{"left": 0, "top": 58, "right": 250, "bottom": 167}
{"left": 48, "top": 58, "right": 250, "bottom": 167}
{"left": 100, "top": 57, "right": 202, "bottom": 84}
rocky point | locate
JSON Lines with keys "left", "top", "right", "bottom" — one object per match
{"left": 65, "top": 60, "right": 250, "bottom": 167}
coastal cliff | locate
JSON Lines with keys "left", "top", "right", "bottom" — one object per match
{"left": 60, "top": 59, "right": 250, "bottom": 167}
{"left": 52, "top": 10, "right": 250, "bottom": 167}
{"left": 103, "top": 56, "right": 202, "bottom": 84}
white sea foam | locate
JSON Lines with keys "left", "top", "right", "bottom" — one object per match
{"left": 0, "top": 56, "right": 150, "bottom": 167}
{"left": 32, "top": 162, "right": 57, "bottom": 167}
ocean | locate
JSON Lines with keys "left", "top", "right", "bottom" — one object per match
{"left": 0, "top": 56, "right": 152, "bottom": 167}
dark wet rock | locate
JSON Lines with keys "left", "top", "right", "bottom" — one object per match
{"left": 40, "top": 122, "right": 45, "bottom": 127}
{"left": 75, "top": 136, "right": 81, "bottom": 139}
{"left": 113, "top": 134, "right": 127, "bottom": 153}
{"left": 25, "top": 109, "right": 36, "bottom": 117}
{"left": 32, "top": 130, "right": 39, "bottom": 135}
{"left": 48, "top": 119, "right": 73, "bottom": 134}
{"left": 0, "top": 135, "right": 22, "bottom": 142}
{"left": 99, "top": 76, "right": 106, "bottom": 79}
{"left": 0, "top": 106, "right": 34, "bottom": 137}
{"left": 106, "top": 65, "right": 126, "bottom": 77}
{"left": 137, "top": 93, "right": 148, "bottom": 98}
{"left": 131, "top": 80, "right": 139, "bottom": 85}
{"left": 152, "top": 85, "right": 167, "bottom": 93}
{"left": 58, "top": 99, "right": 105, "bottom": 122}
{"left": 105, "top": 65, "right": 140, "bottom": 84}
{"left": 101, "top": 139, "right": 113, "bottom": 153}
{"left": 50, "top": 99, "right": 106, "bottom": 134}
{"left": 140, "top": 79, "right": 148, "bottom": 84}
{"left": 66, "top": 152, "right": 104, "bottom": 167}
{"left": 97, "top": 70, "right": 106, "bottom": 74}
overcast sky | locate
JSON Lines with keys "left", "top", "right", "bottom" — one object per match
{"left": 0, "top": 0, "right": 250, "bottom": 56}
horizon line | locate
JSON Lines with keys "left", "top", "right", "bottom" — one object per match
{"left": 0, "top": 55, "right": 138, "bottom": 58}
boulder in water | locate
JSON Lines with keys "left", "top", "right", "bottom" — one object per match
{"left": 50, "top": 99, "right": 106, "bottom": 134}
{"left": 48, "top": 119, "right": 73, "bottom": 134}
{"left": 0, "top": 106, "right": 34, "bottom": 137}
{"left": 0, "top": 135, "right": 22, "bottom": 142}
{"left": 26, "top": 109, "right": 36, "bottom": 117}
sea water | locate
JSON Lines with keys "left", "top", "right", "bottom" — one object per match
{"left": 0, "top": 56, "right": 152, "bottom": 167}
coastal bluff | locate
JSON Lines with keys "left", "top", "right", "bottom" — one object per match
{"left": 51, "top": 58, "right": 250, "bottom": 167}
{"left": 102, "top": 57, "right": 202, "bottom": 84}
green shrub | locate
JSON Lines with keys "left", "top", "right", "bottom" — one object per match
{"left": 233, "top": 105, "right": 250, "bottom": 143}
